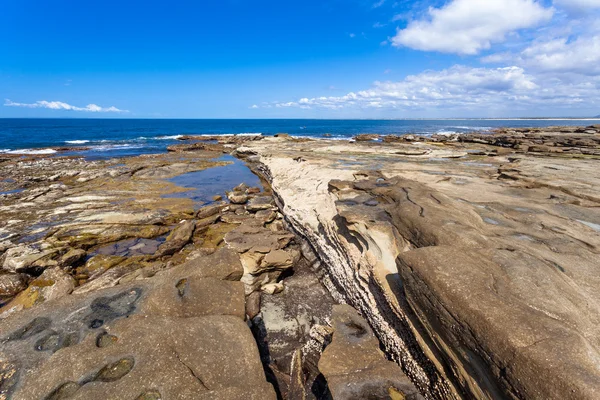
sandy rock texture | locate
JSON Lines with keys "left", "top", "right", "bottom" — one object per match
{"left": 237, "top": 127, "right": 600, "bottom": 400}
{"left": 0, "top": 146, "right": 350, "bottom": 400}
{"left": 0, "top": 248, "right": 276, "bottom": 400}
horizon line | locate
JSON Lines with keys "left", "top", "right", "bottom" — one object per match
{"left": 1, "top": 117, "right": 600, "bottom": 121}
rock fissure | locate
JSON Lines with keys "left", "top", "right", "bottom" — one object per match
{"left": 171, "top": 347, "right": 210, "bottom": 391}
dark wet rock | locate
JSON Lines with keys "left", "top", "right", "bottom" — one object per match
{"left": 167, "top": 142, "right": 224, "bottom": 153}
{"left": 319, "top": 305, "right": 423, "bottom": 400}
{"left": 354, "top": 134, "right": 381, "bottom": 142}
{"left": 58, "top": 248, "right": 86, "bottom": 269}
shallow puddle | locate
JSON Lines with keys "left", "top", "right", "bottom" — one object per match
{"left": 164, "top": 155, "right": 262, "bottom": 206}
{"left": 577, "top": 219, "right": 600, "bottom": 232}
{"left": 91, "top": 236, "right": 168, "bottom": 257}
{"left": 0, "top": 188, "right": 24, "bottom": 196}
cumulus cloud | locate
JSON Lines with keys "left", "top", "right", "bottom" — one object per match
{"left": 520, "top": 35, "right": 600, "bottom": 74}
{"left": 391, "top": 0, "right": 554, "bottom": 55}
{"left": 4, "top": 99, "right": 128, "bottom": 113}
{"left": 269, "top": 65, "right": 598, "bottom": 112}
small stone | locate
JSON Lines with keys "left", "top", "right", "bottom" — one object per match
{"left": 212, "top": 195, "right": 223, "bottom": 202}
{"left": 246, "top": 291, "right": 262, "bottom": 319}
{"left": 228, "top": 193, "right": 249, "bottom": 204}
{"left": 157, "top": 220, "right": 195, "bottom": 256}
{"left": 260, "top": 249, "right": 299, "bottom": 270}
{"left": 262, "top": 282, "right": 284, "bottom": 295}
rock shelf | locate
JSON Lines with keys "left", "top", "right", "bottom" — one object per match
{"left": 237, "top": 126, "right": 600, "bottom": 400}
{"left": 0, "top": 144, "right": 420, "bottom": 400}
{"left": 2, "top": 126, "right": 599, "bottom": 400}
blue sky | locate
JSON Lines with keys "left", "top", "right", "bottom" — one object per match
{"left": 1, "top": 0, "right": 599, "bottom": 118}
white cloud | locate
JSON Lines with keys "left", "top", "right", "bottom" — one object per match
{"left": 520, "top": 35, "right": 600, "bottom": 74}
{"left": 271, "top": 65, "right": 599, "bottom": 112}
{"left": 250, "top": 104, "right": 259, "bottom": 109}
{"left": 373, "top": 0, "right": 386, "bottom": 8}
{"left": 4, "top": 99, "right": 128, "bottom": 113}
{"left": 392, "top": 0, "right": 554, "bottom": 55}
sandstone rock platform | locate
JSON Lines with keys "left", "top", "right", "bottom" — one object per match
{"left": 238, "top": 127, "right": 600, "bottom": 400}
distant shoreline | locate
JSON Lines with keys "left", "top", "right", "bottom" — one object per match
{"left": 1, "top": 117, "right": 600, "bottom": 121}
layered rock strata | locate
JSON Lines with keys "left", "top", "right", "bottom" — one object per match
{"left": 237, "top": 128, "right": 600, "bottom": 400}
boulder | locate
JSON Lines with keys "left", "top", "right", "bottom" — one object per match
{"left": 227, "top": 193, "right": 248, "bottom": 205}
{"left": 1, "top": 268, "right": 75, "bottom": 317}
{"left": 156, "top": 220, "right": 195, "bottom": 256}
{"left": 196, "top": 204, "right": 225, "bottom": 219}
{"left": 246, "top": 196, "right": 275, "bottom": 212}
{"left": 0, "top": 273, "right": 28, "bottom": 299}
{"left": 1, "top": 245, "right": 58, "bottom": 274}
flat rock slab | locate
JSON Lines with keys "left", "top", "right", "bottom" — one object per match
{"left": 0, "top": 248, "right": 275, "bottom": 400}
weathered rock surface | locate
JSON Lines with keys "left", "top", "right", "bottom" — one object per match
{"left": 0, "top": 248, "right": 276, "bottom": 400}
{"left": 238, "top": 129, "right": 600, "bottom": 400}
{"left": 320, "top": 305, "right": 423, "bottom": 400}
{"left": 252, "top": 257, "right": 337, "bottom": 399}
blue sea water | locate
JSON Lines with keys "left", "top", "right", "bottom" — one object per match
{"left": 1, "top": 118, "right": 598, "bottom": 159}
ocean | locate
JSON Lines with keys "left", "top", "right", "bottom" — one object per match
{"left": 1, "top": 118, "right": 598, "bottom": 159}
